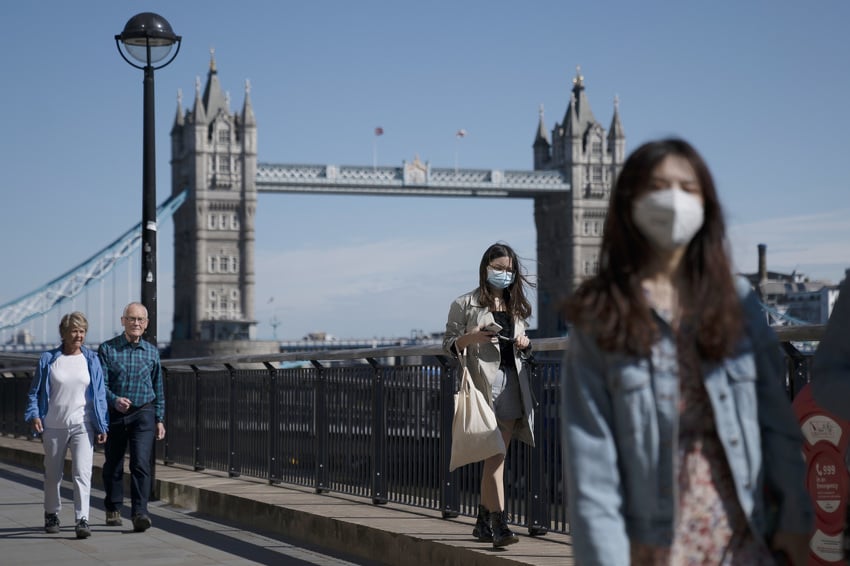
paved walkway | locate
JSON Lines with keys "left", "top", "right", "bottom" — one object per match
{"left": 0, "top": 460, "right": 376, "bottom": 566}
{"left": 0, "top": 435, "right": 575, "bottom": 566}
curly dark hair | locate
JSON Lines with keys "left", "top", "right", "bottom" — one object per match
{"left": 477, "top": 242, "right": 535, "bottom": 321}
{"left": 561, "top": 138, "right": 742, "bottom": 360}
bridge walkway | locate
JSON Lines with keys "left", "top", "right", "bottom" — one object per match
{"left": 0, "top": 435, "right": 575, "bottom": 566}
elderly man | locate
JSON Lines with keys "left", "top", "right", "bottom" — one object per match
{"left": 98, "top": 302, "right": 165, "bottom": 532}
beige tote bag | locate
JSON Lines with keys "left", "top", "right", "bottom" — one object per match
{"left": 449, "top": 354, "right": 506, "bottom": 471}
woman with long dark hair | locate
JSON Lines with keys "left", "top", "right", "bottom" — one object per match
{"left": 560, "top": 139, "right": 812, "bottom": 565}
{"left": 443, "top": 242, "right": 535, "bottom": 548}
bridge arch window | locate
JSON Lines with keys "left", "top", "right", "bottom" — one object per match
{"left": 218, "top": 157, "right": 231, "bottom": 173}
{"left": 583, "top": 255, "right": 599, "bottom": 276}
{"left": 591, "top": 140, "right": 603, "bottom": 160}
{"left": 220, "top": 257, "right": 230, "bottom": 273}
{"left": 592, "top": 166, "right": 603, "bottom": 183}
{"left": 207, "top": 214, "right": 216, "bottom": 230}
{"left": 219, "top": 214, "right": 227, "bottom": 229}
{"left": 230, "top": 214, "right": 239, "bottom": 230}
{"left": 209, "top": 256, "right": 217, "bottom": 273}
{"left": 231, "top": 256, "right": 239, "bottom": 273}
{"left": 218, "top": 128, "right": 230, "bottom": 144}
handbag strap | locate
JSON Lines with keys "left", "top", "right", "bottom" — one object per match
{"left": 456, "top": 352, "right": 471, "bottom": 392}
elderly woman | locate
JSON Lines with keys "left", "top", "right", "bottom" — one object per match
{"left": 25, "top": 312, "right": 109, "bottom": 539}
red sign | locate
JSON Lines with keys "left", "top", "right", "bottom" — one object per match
{"left": 792, "top": 384, "right": 850, "bottom": 565}
{"left": 807, "top": 448, "right": 848, "bottom": 519}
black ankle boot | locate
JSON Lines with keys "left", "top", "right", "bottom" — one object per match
{"left": 472, "top": 504, "right": 493, "bottom": 541}
{"left": 490, "top": 510, "right": 519, "bottom": 547}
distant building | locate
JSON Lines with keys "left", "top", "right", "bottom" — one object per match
{"left": 741, "top": 244, "right": 843, "bottom": 325}
{"left": 6, "top": 329, "right": 34, "bottom": 346}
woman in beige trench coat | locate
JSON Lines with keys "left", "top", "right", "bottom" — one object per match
{"left": 443, "top": 242, "right": 535, "bottom": 548}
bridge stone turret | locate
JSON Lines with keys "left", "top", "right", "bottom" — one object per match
{"left": 533, "top": 66, "right": 625, "bottom": 336}
{"left": 169, "top": 52, "right": 277, "bottom": 358}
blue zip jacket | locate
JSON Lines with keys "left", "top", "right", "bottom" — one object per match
{"left": 561, "top": 277, "right": 813, "bottom": 565}
{"left": 24, "top": 345, "right": 109, "bottom": 434}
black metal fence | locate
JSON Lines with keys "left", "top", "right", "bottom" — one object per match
{"left": 152, "top": 351, "right": 567, "bottom": 534}
{"left": 0, "top": 328, "right": 822, "bottom": 536}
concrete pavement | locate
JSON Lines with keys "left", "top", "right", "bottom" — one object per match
{"left": 0, "top": 460, "right": 380, "bottom": 565}
{"left": 0, "top": 435, "right": 575, "bottom": 566}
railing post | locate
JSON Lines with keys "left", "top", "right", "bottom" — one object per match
{"left": 781, "top": 342, "right": 809, "bottom": 400}
{"left": 225, "top": 363, "right": 241, "bottom": 478}
{"left": 525, "top": 357, "right": 549, "bottom": 536}
{"left": 1, "top": 377, "right": 9, "bottom": 436}
{"left": 264, "top": 361, "right": 281, "bottom": 484}
{"left": 367, "top": 357, "right": 388, "bottom": 505}
{"left": 191, "top": 364, "right": 205, "bottom": 471}
{"left": 437, "top": 355, "right": 459, "bottom": 518}
{"left": 161, "top": 367, "right": 173, "bottom": 465}
{"left": 311, "top": 360, "right": 329, "bottom": 493}
{"left": 1, "top": 376, "right": 12, "bottom": 436}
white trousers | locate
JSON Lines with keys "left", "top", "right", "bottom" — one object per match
{"left": 42, "top": 423, "right": 94, "bottom": 521}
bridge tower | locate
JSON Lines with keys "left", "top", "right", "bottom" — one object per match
{"left": 532, "top": 67, "right": 625, "bottom": 336}
{"left": 169, "top": 53, "right": 276, "bottom": 358}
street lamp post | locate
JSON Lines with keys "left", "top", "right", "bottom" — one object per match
{"left": 115, "top": 12, "right": 181, "bottom": 345}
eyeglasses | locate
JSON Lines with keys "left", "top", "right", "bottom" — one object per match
{"left": 123, "top": 317, "right": 147, "bottom": 324}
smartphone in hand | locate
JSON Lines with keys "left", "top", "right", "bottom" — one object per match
{"left": 481, "top": 322, "right": 503, "bottom": 334}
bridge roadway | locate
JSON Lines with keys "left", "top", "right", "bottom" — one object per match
{"left": 0, "top": 435, "right": 575, "bottom": 566}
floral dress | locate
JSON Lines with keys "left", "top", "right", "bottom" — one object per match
{"left": 630, "top": 319, "right": 775, "bottom": 566}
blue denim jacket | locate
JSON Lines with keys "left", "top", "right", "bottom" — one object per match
{"left": 24, "top": 345, "right": 110, "bottom": 434}
{"left": 561, "top": 278, "right": 813, "bottom": 565}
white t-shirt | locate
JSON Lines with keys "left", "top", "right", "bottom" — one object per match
{"left": 44, "top": 353, "right": 91, "bottom": 429}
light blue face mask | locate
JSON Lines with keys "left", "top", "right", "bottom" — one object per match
{"left": 487, "top": 268, "right": 514, "bottom": 289}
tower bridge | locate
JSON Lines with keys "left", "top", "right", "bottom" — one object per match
{"left": 0, "top": 60, "right": 625, "bottom": 355}
{"left": 168, "top": 58, "right": 625, "bottom": 357}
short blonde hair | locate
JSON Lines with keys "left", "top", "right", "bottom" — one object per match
{"left": 59, "top": 311, "right": 88, "bottom": 340}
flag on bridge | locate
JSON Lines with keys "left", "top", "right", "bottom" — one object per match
{"left": 454, "top": 129, "right": 467, "bottom": 174}
{"left": 373, "top": 128, "right": 384, "bottom": 170}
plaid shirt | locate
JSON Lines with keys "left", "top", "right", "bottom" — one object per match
{"left": 98, "top": 333, "right": 165, "bottom": 423}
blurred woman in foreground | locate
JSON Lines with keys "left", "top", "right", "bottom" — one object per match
{"left": 560, "top": 138, "right": 812, "bottom": 565}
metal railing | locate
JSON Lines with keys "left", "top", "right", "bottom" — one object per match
{"left": 0, "top": 326, "right": 824, "bottom": 535}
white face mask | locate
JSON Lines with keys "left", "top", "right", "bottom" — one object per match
{"left": 632, "top": 187, "right": 704, "bottom": 251}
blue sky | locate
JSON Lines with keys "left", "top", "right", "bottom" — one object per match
{"left": 1, "top": 1, "right": 848, "bottom": 342}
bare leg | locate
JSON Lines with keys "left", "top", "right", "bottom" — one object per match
{"left": 480, "top": 422, "right": 515, "bottom": 512}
